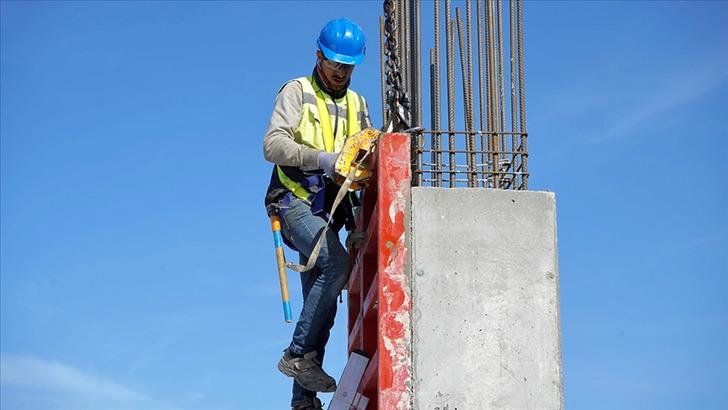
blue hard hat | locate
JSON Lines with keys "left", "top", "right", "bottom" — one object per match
{"left": 317, "top": 18, "right": 366, "bottom": 65}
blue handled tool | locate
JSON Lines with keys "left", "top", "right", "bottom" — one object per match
{"left": 270, "top": 215, "right": 293, "bottom": 323}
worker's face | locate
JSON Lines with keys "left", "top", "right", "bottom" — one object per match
{"left": 317, "top": 50, "right": 354, "bottom": 91}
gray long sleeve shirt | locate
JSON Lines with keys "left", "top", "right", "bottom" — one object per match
{"left": 262, "top": 80, "right": 371, "bottom": 172}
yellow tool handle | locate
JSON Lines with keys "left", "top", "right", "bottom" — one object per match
{"left": 270, "top": 215, "right": 293, "bottom": 323}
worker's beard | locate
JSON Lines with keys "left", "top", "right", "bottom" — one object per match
{"left": 313, "top": 63, "right": 349, "bottom": 99}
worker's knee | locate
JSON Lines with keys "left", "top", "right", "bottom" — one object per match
{"left": 318, "top": 251, "right": 350, "bottom": 279}
{"left": 316, "top": 243, "right": 350, "bottom": 287}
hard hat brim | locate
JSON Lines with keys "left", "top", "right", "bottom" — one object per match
{"left": 318, "top": 40, "right": 364, "bottom": 66}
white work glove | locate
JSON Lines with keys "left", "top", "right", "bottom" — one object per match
{"left": 317, "top": 151, "right": 338, "bottom": 180}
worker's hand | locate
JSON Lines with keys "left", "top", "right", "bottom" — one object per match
{"left": 317, "top": 151, "right": 338, "bottom": 180}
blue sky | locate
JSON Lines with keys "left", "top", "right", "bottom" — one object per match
{"left": 1, "top": 1, "right": 726, "bottom": 409}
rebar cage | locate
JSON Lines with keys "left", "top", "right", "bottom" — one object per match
{"left": 381, "top": 0, "right": 528, "bottom": 189}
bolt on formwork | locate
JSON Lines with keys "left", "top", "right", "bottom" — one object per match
{"left": 379, "top": 0, "right": 529, "bottom": 190}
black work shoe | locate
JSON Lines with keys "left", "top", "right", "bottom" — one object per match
{"left": 292, "top": 396, "right": 323, "bottom": 410}
{"left": 278, "top": 350, "right": 337, "bottom": 392}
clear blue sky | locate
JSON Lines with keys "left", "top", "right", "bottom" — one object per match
{"left": 1, "top": 1, "right": 726, "bottom": 409}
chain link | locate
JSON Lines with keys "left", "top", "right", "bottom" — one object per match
{"left": 383, "top": 0, "right": 412, "bottom": 132}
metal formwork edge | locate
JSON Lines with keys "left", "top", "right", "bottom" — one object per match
{"left": 376, "top": 133, "right": 412, "bottom": 409}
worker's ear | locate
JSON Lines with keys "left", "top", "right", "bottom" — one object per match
{"left": 316, "top": 50, "right": 324, "bottom": 61}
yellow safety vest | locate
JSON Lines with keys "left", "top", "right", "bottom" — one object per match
{"left": 276, "top": 76, "right": 367, "bottom": 202}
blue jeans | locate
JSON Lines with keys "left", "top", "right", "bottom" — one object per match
{"left": 279, "top": 197, "right": 351, "bottom": 406}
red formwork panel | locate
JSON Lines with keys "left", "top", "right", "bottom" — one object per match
{"left": 346, "top": 133, "right": 411, "bottom": 410}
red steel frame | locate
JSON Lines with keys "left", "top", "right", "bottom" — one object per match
{"left": 347, "top": 133, "right": 411, "bottom": 409}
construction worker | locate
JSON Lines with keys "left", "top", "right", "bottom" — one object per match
{"left": 262, "top": 18, "right": 371, "bottom": 410}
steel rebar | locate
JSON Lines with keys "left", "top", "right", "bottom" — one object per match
{"left": 429, "top": 47, "right": 437, "bottom": 183}
{"left": 380, "top": 15, "right": 388, "bottom": 127}
{"left": 486, "top": 0, "right": 499, "bottom": 187}
{"left": 509, "top": 0, "right": 517, "bottom": 187}
{"left": 398, "top": 0, "right": 412, "bottom": 99}
{"left": 496, "top": 0, "right": 508, "bottom": 184}
{"left": 434, "top": 0, "right": 443, "bottom": 186}
{"left": 382, "top": 0, "right": 528, "bottom": 191}
{"left": 411, "top": 0, "right": 422, "bottom": 126}
{"left": 517, "top": 0, "right": 528, "bottom": 189}
{"left": 398, "top": 0, "right": 405, "bottom": 98}
{"left": 465, "top": 0, "right": 477, "bottom": 187}
{"left": 476, "top": 0, "right": 487, "bottom": 187}
{"left": 455, "top": 8, "right": 472, "bottom": 187}
{"left": 445, "top": 1, "right": 456, "bottom": 187}
{"left": 410, "top": 0, "right": 422, "bottom": 185}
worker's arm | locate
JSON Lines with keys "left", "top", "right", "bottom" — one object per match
{"left": 263, "top": 81, "right": 321, "bottom": 170}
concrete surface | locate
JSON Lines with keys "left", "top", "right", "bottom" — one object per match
{"left": 410, "top": 187, "right": 562, "bottom": 410}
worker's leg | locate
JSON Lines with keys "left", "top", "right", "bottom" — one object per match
{"left": 280, "top": 197, "right": 350, "bottom": 355}
{"left": 291, "top": 261, "right": 339, "bottom": 407}
{"left": 291, "top": 265, "right": 318, "bottom": 406}
{"left": 312, "top": 297, "right": 337, "bottom": 361}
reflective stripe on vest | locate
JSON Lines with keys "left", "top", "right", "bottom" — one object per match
{"left": 276, "top": 167, "right": 314, "bottom": 203}
{"left": 311, "top": 82, "right": 361, "bottom": 152}
{"left": 276, "top": 76, "right": 365, "bottom": 201}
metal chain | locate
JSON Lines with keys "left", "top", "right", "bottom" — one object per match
{"left": 383, "top": 0, "right": 412, "bottom": 132}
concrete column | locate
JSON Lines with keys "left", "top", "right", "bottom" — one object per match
{"left": 410, "top": 187, "right": 562, "bottom": 410}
